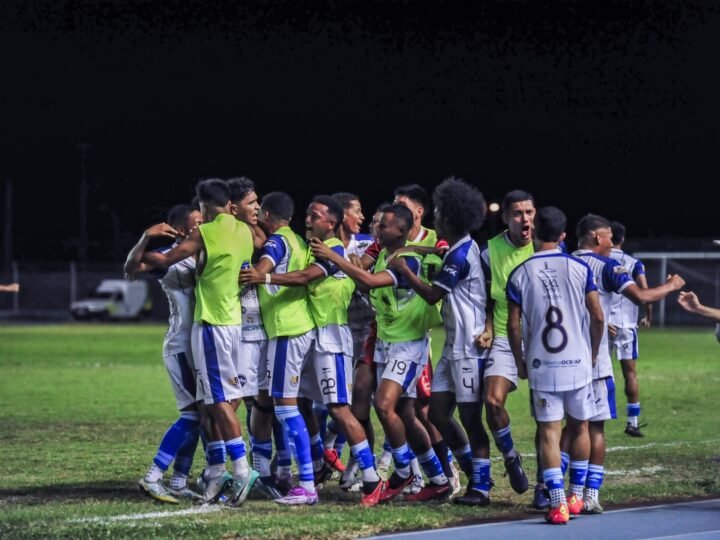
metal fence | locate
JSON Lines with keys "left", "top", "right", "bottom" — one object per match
{"left": 0, "top": 261, "right": 169, "bottom": 321}
{"left": 0, "top": 254, "right": 718, "bottom": 327}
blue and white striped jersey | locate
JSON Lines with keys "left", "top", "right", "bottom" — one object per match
{"left": 608, "top": 248, "right": 645, "bottom": 328}
{"left": 433, "top": 235, "right": 487, "bottom": 360}
{"left": 573, "top": 249, "right": 635, "bottom": 379}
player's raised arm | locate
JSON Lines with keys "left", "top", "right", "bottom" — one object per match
{"left": 143, "top": 226, "right": 203, "bottom": 269}
{"left": 387, "top": 256, "right": 445, "bottom": 305}
{"left": 678, "top": 291, "right": 720, "bottom": 323}
{"left": 622, "top": 274, "right": 685, "bottom": 305}
{"left": 124, "top": 222, "right": 178, "bottom": 276}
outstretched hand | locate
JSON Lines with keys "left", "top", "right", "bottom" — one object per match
{"left": 678, "top": 290, "right": 700, "bottom": 312}
{"left": 666, "top": 273, "right": 686, "bottom": 291}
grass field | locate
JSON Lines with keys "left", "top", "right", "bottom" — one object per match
{"left": 1, "top": 324, "right": 719, "bottom": 539}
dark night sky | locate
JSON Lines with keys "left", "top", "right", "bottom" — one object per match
{"left": 2, "top": 1, "right": 719, "bottom": 261}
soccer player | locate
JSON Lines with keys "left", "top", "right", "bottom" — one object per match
{"left": 607, "top": 221, "right": 652, "bottom": 437}
{"left": 678, "top": 291, "right": 720, "bottom": 342}
{"left": 388, "top": 178, "right": 494, "bottom": 506}
{"left": 142, "top": 179, "right": 259, "bottom": 506}
{"left": 507, "top": 207, "right": 605, "bottom": 524}
{"left": 125, "top": 203, "right": 204, "bottom": 504}
{"left": 572, "top": 213, "right": 685, "bottom": 513}
{"left": 480, "top": 190, "right": 535, "bottom": 498}
{"left": 326, "top": 192, "right": 374, "bottom": 480}
{"left": 245, "top": 191, "right": 319, "bottom": 505}
{"left": 241, "top": 195, "right": 383, "bottom": 506}
{"left": 227, "top": 177, "right": 286, "bottom": 500}
{"left": 311, "top": 203, "right": 451, "bottom": 502}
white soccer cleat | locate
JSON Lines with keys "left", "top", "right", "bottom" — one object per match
{"left": 138, "top": 478, "right": 179, "bottom": 504}
{"left": 168, "top": 485, "right": 203, "bottom": 502}
{"left": 201, "top": 471, "right": 233, "bottom": 504}
{"left": 403, "top": 474, "right": 424, "bottom": 495}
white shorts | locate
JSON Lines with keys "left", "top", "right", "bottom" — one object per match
{"left": 610, "top": 327, "right": 638, "bottom": 361}
{"left": 483, "top": 336, "right": 518, "bottom": 388}
{"left": 373, "top": 337, "right": 429, "bottom": 366}
{"left": 191, "top": 323, "right": 245, "bottom": 405}
{"left": 588, "top": 377, "right": 617, "bottom": 422}
{"left": 163, "top": 350, "right": 197, "bottom": 410}
{"left": 531, "top": 383, "right": 597, "bottom": 422}
{"left": 299, "top": 349, "right": 353, "bottom": 405}
{"left": 237, "top": 339, "right": 268, "bottom": 396}
{"left": 267, "top": 329, "right": 316, "bottom": 399}
{"left": 376, "top": 358, "right": 423, "bottom": 399}
{"left": 432, "top": 349, "right": 487, "bottom": 403}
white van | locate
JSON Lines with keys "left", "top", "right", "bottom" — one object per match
{"left": 70, "top": 279, "right": 150, "bottom": 320}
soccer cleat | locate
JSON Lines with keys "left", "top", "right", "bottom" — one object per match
{"left": 379, "top": 473, "right": 414, "bottom": 503}
{"left": 167, "top": 485, "right": 203, "bottom": 502}
{"left": 624, "top": 422, "right": 645, "bottom": 438}
{"left": 403, "top": 474, "right": 424, "bottom": 495}
{"left": 138, "top": 478, "right": 179, "bottom": 504}
{"left": 376, "top": 454, "right": 392, "bottom": 479}
{"left": 360, "top": 479, "right": 385, "bottom": 507}
{"left": 532, "top": 484, "right": 551, "bottom": 510}
{"left": 275, "top": 474, "right": 293, "bottom": 496}
{"left": 545, "top": 503, "right": 570, "bottom": 524}
{"left": 582, "top": 498, "right": 604, "bottom": 514}
{"left": 449, "top": 465, "right": 462, "bottom": 497}
{"left": 254, "top": 475, "right": 284, "bottom": 500}
{"left": 201, "top": 471, "right": 233, "bottom": 504}
{"left": 404, "top": 481, "right": 451, "bottom": 502}
{"left": 323, "top": 448, "right": 346, "bottom": 473}
{"left": 503, "top": 453, "right": 529, "bottom": 494}
{"left": 453, "top": 486, "right": 491, "bottom": 506}
{"left": 339, "top": 469, "right": 362, "bottom": 492}
{"left": 228, "top": 470, "right": 260, "bottom": 507}
{"left": 314, "top": 463, "right": 333, "bottom": 487}
{"left": 566, "top": 493, "right": 584, "bottom": 515}
{"left": 274, "top": 486, "right": 319, "bottom": 506}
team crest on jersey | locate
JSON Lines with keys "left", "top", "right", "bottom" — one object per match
{"left": 265, "top": 239, "right": 279, "bottom": 250}
{"left": 290, "top": 375, "right": 299, "bottom": 386}
{"left": 532, "top": 358, "right": 542, "bottom": 369}
{"left": 613, "top": 265, "right": 628, "bottom": 275}
{"left": 444, "top": 265, "right": 459, "bottom": 276}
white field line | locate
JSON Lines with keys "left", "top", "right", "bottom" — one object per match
{"left": 496, "top": 438, "right": 720, "bottom": 462}
{"left": 68, "top": 439, "right": 720, "bottom": 527}
{"left": 69, "top": 505, "right": 222, "bottom": 524}
{"left": 605, "top": 465, "right": 665, "bottom": 476}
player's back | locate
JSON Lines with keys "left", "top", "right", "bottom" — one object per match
{"left": 507, "top": 250, "right": 594, "bottom": 391}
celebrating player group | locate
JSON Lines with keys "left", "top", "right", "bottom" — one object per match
{"left": 124, "top": 176, "right": 685, "bottom": 525}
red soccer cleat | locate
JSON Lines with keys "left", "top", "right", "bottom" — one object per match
{"left": 323, "top": 448, "right": 346, "bottom": 473}
{"left": 545, "top": 503, "right": 570, "bottom": 525}
{"left": 566, "top": 493, "right": 584, "bottom": 515}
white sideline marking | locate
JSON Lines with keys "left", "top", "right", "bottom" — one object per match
{"left": 639, "top": 531, "right": 720, "bottom": 540}
{"left": 70, "top": 505, "right": 222, "bottom": 524}
{"left": 605, "top": 465, "right": 665, "bottom": 476}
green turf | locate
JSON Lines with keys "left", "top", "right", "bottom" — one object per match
{"left": 1, "top": 324, "right": 719, "bottom": 539}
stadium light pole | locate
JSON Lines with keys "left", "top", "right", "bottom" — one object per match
{"left": 488, "top": 202, "right": 500, "bottom": 237}
{"left": 78, "top": 143, "right": 91, "bottom": 263}
{"left": 99, "top": 204, "right": 121, "bottom": 262}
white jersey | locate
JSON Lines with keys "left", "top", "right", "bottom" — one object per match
{"left": 432, "top": 235, "right": 487, "bottom": 359}
{"left": 346, "top": 233, "right": 375, "bottom": 331}
{"left": 608, "top": 248, "right": 645, "bottom": 328}
{"left": 240, "top": 284, "right": 267, "bottom": 342}
{"left": 507, "top": 249, "right": 597, "bottom": 392}
{"left": 153, "top": 245, "right": 196, "bottom": 356}
{"left": 573, "top": 249, "right": 635, "bottom": 380}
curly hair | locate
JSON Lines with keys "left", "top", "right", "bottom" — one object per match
{"left": 432, "top": 177, "right": 486, "bottom": 235}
